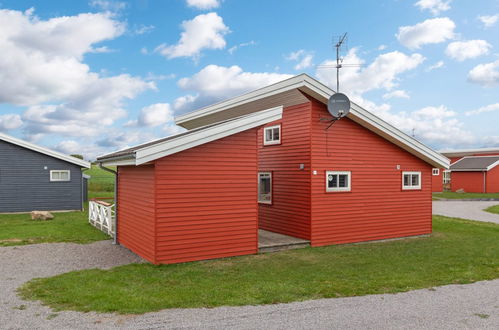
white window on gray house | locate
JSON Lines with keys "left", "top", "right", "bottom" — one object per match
{"left": 50, "top": 170, "right": 71, "bottom": 182}
{"left": 258, "top": 172, "right": 272, "bottom": 204}
{"left": 443, "top": 170, "right": 451, "bottom": 184}
{"left": 402, "top": 171, "right": 421, "bottom": 190}
{"left": 263, "top": 125, "right": 281, "bottom": 145}
{"left": 432, "top": 168, "right": 440, "bottom": 176}
{"left": 326, "top": 171, "right": 351, "bottom": 192}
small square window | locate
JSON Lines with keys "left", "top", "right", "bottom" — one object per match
{"left": 432, "top": 168, "right": 440, "bottom": 176}
{"left": 263, "top": 125, "right": 281, "bottom": 145}
{"left": 258, "top": 172, "right": 272, "bottom": 204}
{"left": 50, "top": 170, "right": 71, "bottom": 182}
{"left": 402, "top": 171, "right": 421, "bottom": 190}
{"left": 326, "top": 171, "right": 351, "bottom": 192}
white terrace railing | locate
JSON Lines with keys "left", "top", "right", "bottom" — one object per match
{"left": 89, "top": 199, "right": 116, "bottom": 237}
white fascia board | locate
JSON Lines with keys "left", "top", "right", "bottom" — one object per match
{"left": 0, "top": 132, "right": 90, "bottom": 168}
{"left": 173, "top": 74, "right": 449, "bottom": 169}
{"left": 135, "top": 106, "right": 283, "bottom": 165}
{"left": 486, "top": 160, "right": 499, "bottom": 171}
{"left": 439, "top": 147, "right": 499, "bottom": 157}
{"left": 175, "top": 75, "right": 308, "bottom": 125}
{"left": 98, "top": 158, "right": 136, "bottom": 167}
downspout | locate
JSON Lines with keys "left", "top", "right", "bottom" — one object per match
{"left": 99, "top": 163, "right": 119, "bottom": 245}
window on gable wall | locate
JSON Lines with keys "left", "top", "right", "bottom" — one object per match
{"left": 432, "top": 168, "right": 440, "bottom": 176}
{"left": 263, "top": 125, "right": 281, "bottom": 145}
{"left": 50, "top": 170, "right": 70, "bottom": 182}
{"left": 258, "top": 172, "right": 272, "bottom": 204}
{"left": 402, "top": 171, "right": 421, "bottom": 190}
{"left": 326, "top": 171, "right": 351, "bottom": 192}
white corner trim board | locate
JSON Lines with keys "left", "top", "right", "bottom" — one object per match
{"left": 0, "top": 132, "right": 90, "bottom": 168}
{"left": 174, "top": 74, "right": 449, "bottom": 170}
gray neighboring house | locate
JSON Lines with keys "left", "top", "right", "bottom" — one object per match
{"left": 0, "top": 133, "right": 91, "bottom": 213}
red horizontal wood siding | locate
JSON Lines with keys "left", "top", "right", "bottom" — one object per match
{"left": 117, "top": 165, "right": 156, "bottom": 263}
{"left": 432, "top": 170, "right": 443, "bottom": 192}
{"left": 310, "top": 99, "right": 432, "bottom": 246}
{"left": 486, "top": 167, "right": 499, "bottom": 193}
{"left": 154, "top": 128, "right": 259, "bottom": 264}
{"left": 451, "top": 171, "right": 485, "bottom": 193}
{"left": 258, "top": 102, "right": 312, "bottom": 239}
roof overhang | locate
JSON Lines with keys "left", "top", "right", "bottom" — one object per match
{"left": 439, "top": 147, "right": 499, "bottom": 158}
{"left": 175, "top": 74, "right": 450, "bottom": 169}
{"left": 98, "top": 106, "right": 283, "bottom": 166}
{"left": 449, "top": 156, "right": 499, "bottom": 172}
{"left": 0, "top": 132, "right": 90, "bottom": 168}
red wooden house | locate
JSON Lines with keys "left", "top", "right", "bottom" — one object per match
{"left": 439, "top": 148, "right": 499, "bottom": 193}
{"left": 97, "top": 74, "right": 448, "bottom": 264}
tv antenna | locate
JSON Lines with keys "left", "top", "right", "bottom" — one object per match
{"left": 335, "top": 32, "right": 347, "bottom": 92}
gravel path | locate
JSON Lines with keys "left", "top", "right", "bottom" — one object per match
{"left": 1, "top": 240, "right": 499, "bottom": 329}
{"left": 433, "top": 200, "right": 499, "bottom": 224}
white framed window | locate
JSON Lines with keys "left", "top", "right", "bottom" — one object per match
{"left": 432, "top": 168, "right": 440, "bottom": 176}
{"left": 443, "top": 170, "right": 451, "bottom": 184}
{"left": 50, "top": 170, "right": 70, "bottom": 182}
{"left": 326, "top": 171, "right": 351, "bottom": 192}
{"left": 263, "top": 125, "right": 281, "bottom": 145}
{"left": 258, "top": 172, "right": 272, "bottom": 204}
{"left": 402, "top": 171, "right": 421, "bottom": 190}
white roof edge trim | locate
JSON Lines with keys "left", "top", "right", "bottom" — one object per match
{"left": 487, "top": 160, "right": 499, "bottom": 171}
{"left": 134, "top": 106, "right": 283, "bottom": 165}
{"left": 439, "top": 147, "right": 499, "bottom": 155}
{"left": 175, "top": 74, "right": 307, "bottom": 124}
{"left": 0, "top": 132, "right": 90, "bottom": 168}
{"left": 174, "top": 74, "right": 449, "bottom": 169}
{"left": 98, "top": 158, "right": 136, "bottom": 167}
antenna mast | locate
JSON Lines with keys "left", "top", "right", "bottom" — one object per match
{"left": 335, "top": 32, "right": 347, "bottom": 92}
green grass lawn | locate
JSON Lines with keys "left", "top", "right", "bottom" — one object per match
{"left": 19, "top": 216, "right": 499, "bottom": 314}
{"left": 84, "top": 165, "right": 116, "bottom": 192}
{"left": 484, "top": 205, "right": 499, "bottom": 214}
{"left": 0, "top": 209, "right": 109, "bottom": 247}
{"left": 433, "top": 192, "right": 499, "bottom": 199}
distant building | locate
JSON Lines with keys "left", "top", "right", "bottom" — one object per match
{"left": 0, "top": 133, "right": 90, "bottom": 213}
{"left": 439, "top": 148, "right": 499, "bottom": 193}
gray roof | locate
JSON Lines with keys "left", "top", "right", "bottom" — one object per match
{"left": 450, "top": 156, "right": 499, "bottom": 171}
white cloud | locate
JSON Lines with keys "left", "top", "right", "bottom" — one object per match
{"left": 468, "top": 60, "right": 499, "bottom": 87}
{"left": 414, "top": 0, "right": 451, "bottom": 15}
{"left": 228, "top": 40, "right": 256, "bottom": 54}
{"left": 378, "top": 44, "right": 387, "bottom": 51}
{"left": 0, "top": 8, "right": 155, "bottom": 140}
{"left": 426, "top": 60, "right": 444, "bottom": 71}
{"left": 89, "top": 0, "right": 127, "bottom": 13}
{"left": 286, "top": 50, "right": 314, "bottom": 71}
{"left": 445, "top": 40, "right": 492, "bottom": 61}
{"left": 466, "top": 103, "right": 499, "bottom": 116}
{"left": 383, "top": 90, "right": 410, "bottom": 99}
{"left": 186, "top": 0, "right": 220, "bottom": 10}
{"left": 316, "top": 48, "right": 424, "bottom": 96}
{"left": 155, "top": 12, "right": 229, "bottom": 59}
{"left": 396, "top": 17, "right": 455, "bottom": 49}
{"left": 175, "top": 65, "right": 292, "bottom": 112}
{"left": 0, "top": 114, "right": 23, "bottom": 131}
{"left": 126, "top": 103, "right": 175, "bottom": 127}
{"left": 132, "top": 24, "right": 154, "bottom": 35}
{"left": 478, "top": 14, "right": 499, "bottom": 28}
{"left": 369, "top": 104, "right": 474, "bottom": 147}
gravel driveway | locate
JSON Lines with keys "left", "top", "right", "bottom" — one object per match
{"left": 2, "top": 240, "right": 499, "bottom": 329}
{"left": 433, "top": 200, "right": 499, "bottom": 224}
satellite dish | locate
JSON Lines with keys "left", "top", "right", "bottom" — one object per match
{"left": 327, "top": 93, "right": 351, "bottom": 118}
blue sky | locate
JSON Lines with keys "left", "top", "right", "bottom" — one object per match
{"left": 0, "top": 0, "right": 498, "bottom": 159}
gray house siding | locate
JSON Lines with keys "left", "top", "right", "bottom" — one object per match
{"left": 0, "top": 140, "right": 84, "bottom": 213}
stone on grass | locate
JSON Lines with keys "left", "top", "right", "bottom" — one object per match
{"left": 30, "top": 211, "right": 54, "bottom": 221}
{"left": 456, "top": 189, "right": 466, "bottom": 194}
